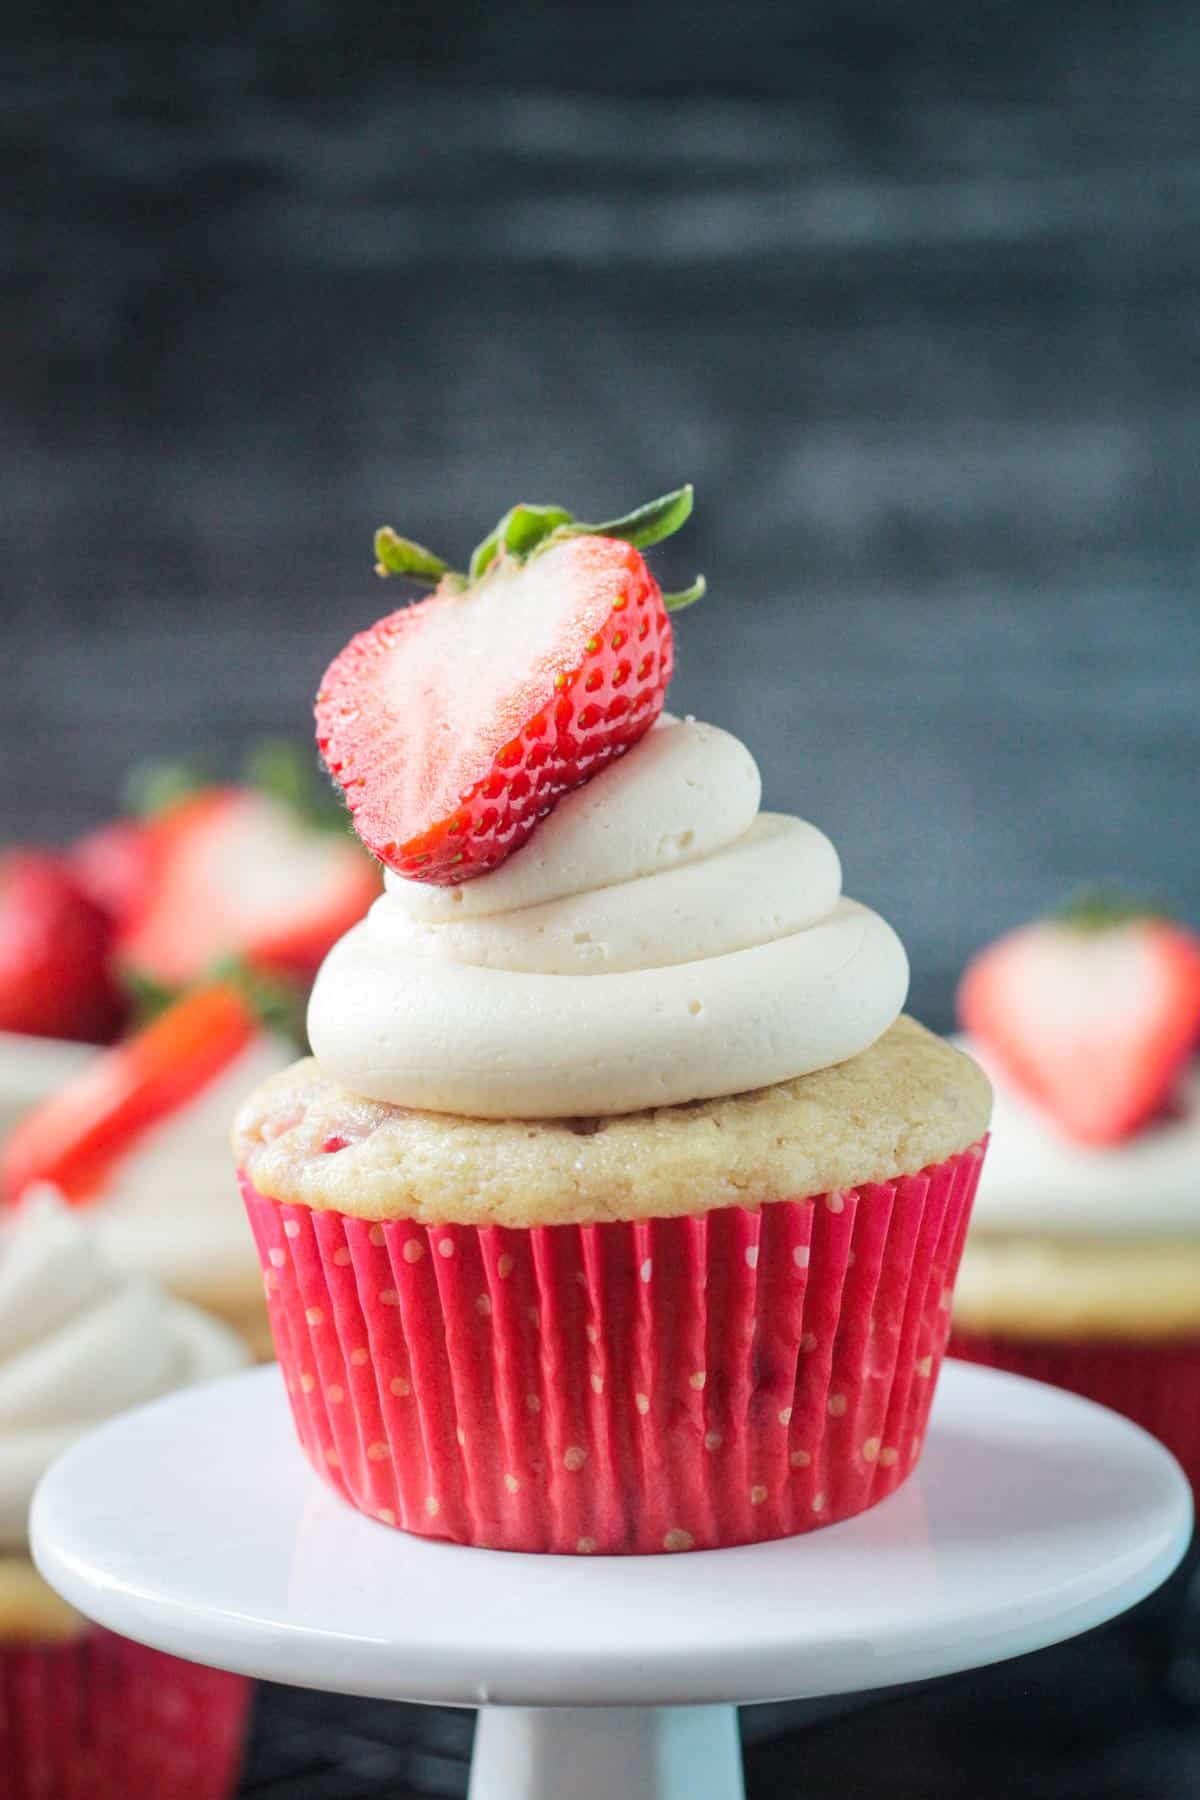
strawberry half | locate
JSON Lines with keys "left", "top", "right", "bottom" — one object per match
{"left": 70, "top": 819, "right": 154, "bottom": 929}
{"left": 2, "top": 982, "right": 258, "bottom": 1204}
{"left": 118, "top": 786, "right": 380, "bottom": 988}
{"left": 316, "top": 486, "right": 704, "bottom": 883}
{"left": 0, "top": 850, "right": 126, "bottom": 1044}
{"left": 958, "top": 899, "right": 1200, "bottom": 1144}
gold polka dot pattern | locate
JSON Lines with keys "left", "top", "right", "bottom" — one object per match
{"left": 238, "top": 1142, "right": 986, "bottom": 1554}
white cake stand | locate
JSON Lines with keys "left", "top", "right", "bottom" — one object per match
{"left": 31, "top": 1360, "right": 1192, "bottom": 1800}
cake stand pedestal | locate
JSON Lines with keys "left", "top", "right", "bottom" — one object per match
{"left": 31, "top": 1361, "right": 1192, "bottom": 1800}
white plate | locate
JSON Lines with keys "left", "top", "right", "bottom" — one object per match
{"left": 31, "top": 1358, "right": 1191, "bottom": 1709}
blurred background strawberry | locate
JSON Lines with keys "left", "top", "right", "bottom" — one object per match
{"left": 0, "top": 741, "right": 379, "bottom": 1047}
{"left": 0, "top": 850, "right": 126, "bottom": 1043}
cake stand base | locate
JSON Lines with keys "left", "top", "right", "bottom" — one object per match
{"left": 31, "top": 1361, "right": 1193, "bottom": 1800}
{"left": 470, "top": 1704, "right": 743, "bottom": 1800}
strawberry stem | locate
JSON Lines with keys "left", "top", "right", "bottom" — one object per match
{"left": 374, "top": 528, "right": 454, "bottom": 585}
{"left": 469, "top": 504, "right": 575, "bottom": 581}
{"left": 123, "top": 757, "right": 206, "bottom": 818}
{"left": 1057, "top": 888, "right": 1161, "bottom": 931}
{"left": 374, "top": 484, "right": 704, "bottom": 606}
{"left": 663, "top": 575, "right": 707, "bottom": 612}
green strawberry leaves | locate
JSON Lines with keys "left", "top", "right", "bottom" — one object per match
{"left": 125, "top": 954, "right": 309, "bottom": 1047}
{"left": 123, "top": 757, "right": 207, "bottom": 818}
{"left": 124, "top": 741, "right": 353, "bottom": 837}
{"left": 662, "top": 574, "right": 707, "bottom": 612}
{"left": 581, "top": 483, "right": 694, "bottom": 550}
{"left": 468, "top": 504, "right": 575, "bottom": 581}
{"left": 374, "top": 484, "right": 705, "bottom": 610}
{"left": 374, "top": 529, "right": 455, "bottom": 585}
{"left": 1056, "top": 888, "right": 1163, "bottom": 933}
{"left": 242, "top": 739, "right": 357, "bottom": 835}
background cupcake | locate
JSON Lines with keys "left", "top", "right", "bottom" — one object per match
{"left": 0, "top": 745, "right": 379, "bottom": 1058}
{"left": 2, "top": 984, "right": 294, "bottom": 1357}
{"left": 0, "top": 1192, "right": 251, "bottom": 1798}
{"left": 236, "top": 491, "right": 992, "bottom": 1555}
{"left": 0, "top": 748, "right": 380, "bottom": 1357}
{"left": 951, "top": 899, "right": 1200, "bottom": 1490}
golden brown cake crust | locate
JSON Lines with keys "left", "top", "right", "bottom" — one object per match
{"left": 0, "top": 1557, "right": 85, "bottom": 1643}
{"left": 954, "top": 1237, "right": 1200, "bottom": 1340}
{"left": 233, "top": 1016, "right": 991, "bottom": 1227}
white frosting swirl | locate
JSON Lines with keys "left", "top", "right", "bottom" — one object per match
{"left": 309, "top": 717, "right": 909, "bottom": 1118}
{"left": 0, "top": 1193, "right": 247, "bottom": 1549}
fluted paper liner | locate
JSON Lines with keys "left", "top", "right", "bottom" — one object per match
{"left": 951, "top": 1326, "right": 1200, "bottom": 1496}
{"left": 242, "top": 1141, "right": 986, "bottom": 1554}
{"left": 0, "top": 1628, "right": 250, "bottom": 1800}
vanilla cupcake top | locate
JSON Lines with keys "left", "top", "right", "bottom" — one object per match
{"left": 236, "top": 1016, "right": 990, "bottom": 1225}
{"left": 309, "top": 715, "right": 909, "bottom": 1118}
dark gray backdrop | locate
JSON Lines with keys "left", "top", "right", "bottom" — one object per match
{"left": 4, "top": 2, "right": 1199, "bottom": 1030}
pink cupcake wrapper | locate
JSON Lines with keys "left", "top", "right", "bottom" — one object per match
{"left": 0, "top": 1627, "right": 250, "bottom": 1800}
{"left": 243, "top": 1140, "right": 986, "bottom": 1554}
{"left": 950, "top": 1327, "right": 1200, "bottom": 1495}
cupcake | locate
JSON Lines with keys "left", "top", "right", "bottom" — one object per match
{"left": 2, "top": 985, "right": 294, "bottom": 1358}
{"left": 0, "top": 746, "right": 379, "bottom": 1061}
{"left": 235, "top": 487, "right": 992, "bottom": 1554}
{"left": 951, "top": 899, "right": 1200, "bottom": 1490}
{"left": 0, "top": 1192, "right": 251, "bottom": 1797}
{"left": 0, "top": 748, "right": 379, "bottom": 1359}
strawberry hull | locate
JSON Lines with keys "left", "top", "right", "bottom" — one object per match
{"left": 950, "top": 1327, "right": 1200, "bottom": 1496}
{"left": 0, "top": 1627, "right": 250, "bottom": 1800}
{"left": 241, "top": 1141, "right": 985, "bottom": 1555}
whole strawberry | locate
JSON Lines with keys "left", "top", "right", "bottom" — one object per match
{"left": 0, "top": 850, "right": 126, "bottom": 1043}
{"left": 316, "top": 486, "right": 704, "bottom": 884}
{"left": 958, "top": 895, "right": 1200, "bottom": 1144}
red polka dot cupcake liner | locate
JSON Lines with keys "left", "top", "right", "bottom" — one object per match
{"left": 0, "top": 1626, "right": 250, "bottom": 1800}
{"left": 950, "top": 1328, "right": 1200, "bottom": 1496}
{"left": 241, "top": 1141, "right": 986, "bottom": 1555}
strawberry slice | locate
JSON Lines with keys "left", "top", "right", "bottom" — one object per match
{"left": 316, "top": 486, "right": 704, "bottom": 883}
{"left": 118, "top": 787, "right": 380, "bottom": 988}
{"left": 71, "top": 819, "right": 154, "bottom": 929}
{"left": 0, "top": 850, "right": 126, "bottom": 1044}
{"left": 958, "top": 900, "right": 1200, "bottom": 1144}
{"left": 2, "top": 983, "right": 257, "bottom": 1203}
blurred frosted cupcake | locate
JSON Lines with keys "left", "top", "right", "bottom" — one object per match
{"left": 0, "top": 748, "right": 379, "bottom": 1359}
{"left": 0, "top": 1193, "right": 250, "bottom": 1797}
{"left": 2, "top": 986, "right": 293, "bottom": 1357}
{"left": 0, "top": 743, "right": 379, "bottom": 1069}
{"left": 951, "top": 899, "right": 1200, "bottom": 1489}
{"left": 235, "top": 487, "right": 991, "bottom": 1554}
